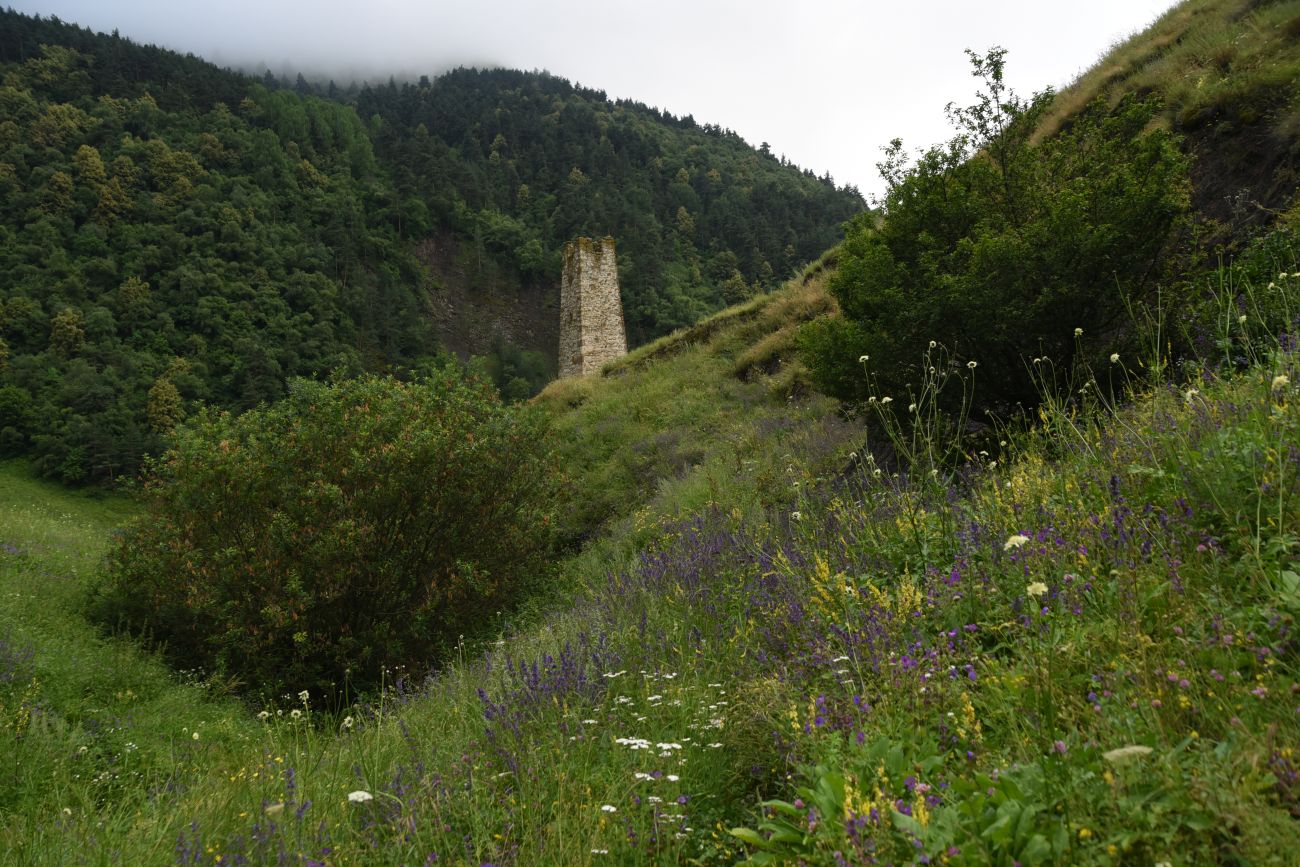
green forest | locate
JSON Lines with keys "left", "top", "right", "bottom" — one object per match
{"left": 353, "top": 67, "right": 862, "bottom": 342}
{"left": 0, "top": 10, "right": 863, "bottom": 485}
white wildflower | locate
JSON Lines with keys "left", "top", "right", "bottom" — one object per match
{"left": 858, "top": 354, "right": 869, "bottom": 363}
{"left": 601, "top": 804, "right": 618, "bottom": 813}
{"left": 1027, "top": 581, "right": 1048, "bottom": 598}
{"left": 1003, "top": 534, "right": 1030, "bottom": 551}
{"left": 1074, "top": 327, "right": 1083, "bottom": 337}
{"left": 967, "top": 360, "right": 978, "bottom": 369}
{"left": 347, "top": 790, "right": 373, "bottom": 803}
{"left": 1272, "top": 374, "right": 1290, "bottom": 391}
{"left": 1110, "top": 353, "right": 1120, "bottom": 364}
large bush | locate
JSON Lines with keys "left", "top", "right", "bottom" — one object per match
{"left": 802, "top": 49, "right": 1190, "bottom": 413}
{"left": 95, "top": 370, "right": 561, "bottom": 699}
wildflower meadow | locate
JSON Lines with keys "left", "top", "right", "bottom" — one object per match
{"left": 1, "top": 254, "right": 1297, "bottom": 863}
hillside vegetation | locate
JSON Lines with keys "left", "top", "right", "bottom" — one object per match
{"left": 357, "top": 68, "right": 864, "bottom": 345}
{"left": 2, "top": 247, "right": 1298, "bottom": 862}
{"left": 0, "top": 9, "right": 862, "bottom": 485}
{"left": 1, "top": 0, "right": 1300, "bottom": 864}
{"left": 0, "top": 22, "right": 441, "bottom": 484}
{"left": 1037, "top": 0, "right": 1300, "bottom": 239}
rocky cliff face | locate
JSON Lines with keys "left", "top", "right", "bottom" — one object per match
{"left": 415, "top": 233, "right": 560, "bottom": 362}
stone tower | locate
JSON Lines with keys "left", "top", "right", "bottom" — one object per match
{"left": 558, "top": 236, "right": 627, "bottom": 378}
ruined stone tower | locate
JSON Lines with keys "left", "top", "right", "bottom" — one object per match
{"left": 558, "top": 236, "right": 627, "bottom": 378}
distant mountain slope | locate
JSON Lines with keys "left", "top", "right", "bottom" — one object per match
{"left": 0, "top": 10, "right": 864, "bottom": 485}
{"left": 354, "top": 67, "right": 865, "bottom": 345}
{"left": 0, "top": 14, "right": 439, "bottom": 484}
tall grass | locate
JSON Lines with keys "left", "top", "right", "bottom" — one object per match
{"left": 1035, "top": 0, "right": 1300, "bottom": 141}
{"left": 1, "top": 253, "right": 1299, "bottom": 863}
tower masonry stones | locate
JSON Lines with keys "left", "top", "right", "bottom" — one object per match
{"left": 558, "top": 236, "right": 627, "bottom": 378}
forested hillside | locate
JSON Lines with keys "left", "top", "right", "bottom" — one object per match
{"left": 355, "top": 68, "right": 864, "bottom": 343}
{"left": 0, "top": 10, "right": 863, "bottom": 484}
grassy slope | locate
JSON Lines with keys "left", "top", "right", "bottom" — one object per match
{"left": 537, "top": 260, "right": 853, "bottom": 550}
{"left": 3, "top": 254, "right": 1298, "bottom": 863}
{"left": 0, "top": 268, "right": 863, "bottom": 865}
{"left": 1040, "top": 0, "right": 1300, "bottom": 137}
{"left": 1037, "top": 0, "right": 1300, "bottom": 235}
{"left": 0, "top": 464, "right": 263, "bottom": 859}
{"left": 3, "top": 2, "right": 1300, "bottom": 862}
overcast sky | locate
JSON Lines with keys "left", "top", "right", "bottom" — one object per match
{"left": 12, "top": 0, "right": 1179, "bottom": 198}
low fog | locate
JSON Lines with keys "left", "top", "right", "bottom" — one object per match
{"left": 9, "top": 0, "right": 1178, "bottom": 197}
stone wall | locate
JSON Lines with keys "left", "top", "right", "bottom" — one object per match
{"left": 558, "top": 236, "right": 627, "bottom": 378}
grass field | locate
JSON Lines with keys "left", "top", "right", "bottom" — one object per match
{"left": 2, "top": 253, "right": 1299, "bottom": 862}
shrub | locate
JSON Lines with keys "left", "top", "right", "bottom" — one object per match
{"left": 802, "top": 49, "right": 1190, "bottom": 415}
{"left": 94, "top": 371, "right": 561, "bottom": 699}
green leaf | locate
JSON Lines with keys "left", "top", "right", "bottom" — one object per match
{"left": 1019, "top": 833, "right": 1053, "bottom": 864}
{"left": 982, "top": 802, "right": 1019, "bottom": 845}
{"left": 892, "top": 809, "right": 924, "bottom": 837}
{"left": 729, "top": 828, "right": 772, "bottom": 850}
{"left": 1051, "top": 822, "right": 1069, "bottom": 854}
{"left": 1012, "top": 803, "right": 1039, "bottom": 842}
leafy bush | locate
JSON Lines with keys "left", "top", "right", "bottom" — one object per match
{"left": 802, "top": 49, "right": 1190, "bottom": 414}
{"left": 94, "top": 371, "right": 561, "bottom": 699}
